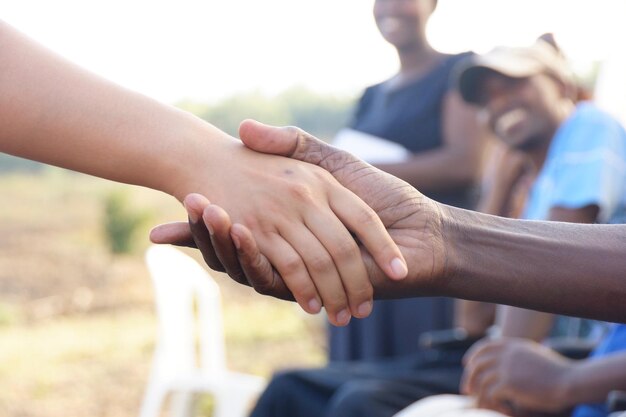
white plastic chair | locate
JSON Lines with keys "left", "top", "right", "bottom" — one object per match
{"left": 140, "top": 245, "right": 266, "bottom": 417}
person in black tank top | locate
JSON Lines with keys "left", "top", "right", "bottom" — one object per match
{"left": 249, "top": 1, "right": 491, "bottom": 417}
{"left": 329, "top": 0, "right": 487, "bottom": 361}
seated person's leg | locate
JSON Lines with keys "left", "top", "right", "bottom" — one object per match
{"left": 251, "top": 347, "right": 465, "bottom": 417}
{"left": 249, "top": 360, "right": 417, "bottom": 417}
{"left": 249, "top": 369, "right": 337, "bottom": 417}
{"left": 326, "top": 363, "right": 465, "bottom": 417}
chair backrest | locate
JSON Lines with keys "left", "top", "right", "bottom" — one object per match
{"left": 145, "top": 245, "right": 226, "bottom": 377}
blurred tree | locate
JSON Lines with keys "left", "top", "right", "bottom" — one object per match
{"left": 103, "top": 191, "right": 151, "bottom": 254}
{"left": 0, "top": 89, "right": 354, "bottom": 175}
{"left": 176, "top": 87, "right": 354, "bottom": 141}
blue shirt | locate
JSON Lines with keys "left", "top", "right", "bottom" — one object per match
{"left": 522, "top": 103, "right": 626, "bottom": 417}
{"left": 524, "top": 102, "right": 626, "bottom": 224}
{"left": 572, "top": 325, "right": 626, "bottom": 417}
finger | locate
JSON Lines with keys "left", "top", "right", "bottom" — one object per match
{"left": 329, "top": 186, "right": 408, "bottom": 280}
{"left": 149, "top": 222, "right": 197, "bottom": 248}
{"left": 462, "top": 354, "right": 499, "bottom": 395}
{"left": 202, "top": 204, "right": 247, "bottom": 285}
{"left": 240, "top": 120, "right": 408, "bottom": 280}
{"left": 477, "top": 381, "right": 513, "bottom": 416}
{"left": 276, "top": 224, "right": 352, "bottom": 326}
{"left": 463, "top": 339, "right": 502, "bottom": 366}
{"left": 474, "top": 371, "right": 500, "bottom": 408}
{"left": 229, "top": 223, "right": 294, "bottom": 301}
{"left": 480, "top": 382, "right": 516, "bottom": 415}
{"left": 258, "top": 233, "right": 324, "bottom": 316}
{"left": 239, "top": 119, "right": 299, "bottom": 156}
{"left": 239, "top": 120, "right": 358, "bottom": 183}
{"left": 240, "top": 119, "right": 370, "bottom": 182}
{"left": 183, "top": 193, "right": 225, "bottom": 273}
{"left": 304, "top": 208, "right": 373, "bottom": 319}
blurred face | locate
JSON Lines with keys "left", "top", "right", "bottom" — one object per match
{"left": 373, "top": 0, "right": 436, "bottom": 50}
{"left": 476, "top": 72, "right": 564, "bottom": 151}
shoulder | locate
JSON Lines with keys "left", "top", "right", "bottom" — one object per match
{"left": 444, "top": 51, "right": 475, "bottom": 70}
{"left": 555, "top": 102, "right": 626, "bottom": 153}
{"left": 442, "top": 52, "right": 476, "bottom": 89}
{"left": 357, "top": 82, "right": 385, "bottom": 104}
{"left": 571, "top": 102, "right": 623, "bottom": 126}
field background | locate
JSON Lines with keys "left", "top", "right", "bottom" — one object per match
{"left": 0, "top": 169, "right": 328, "bottom": 417}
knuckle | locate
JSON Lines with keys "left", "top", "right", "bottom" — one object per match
{"left": 323, "top": 291, "right": 348, "bottom": 311}
{"left": 285, "top": 125, "right": 301, "bottom": 139}
{"left": 348, "top": 283, "right": 373, "bottom": 303}
{"left": 332, "top": 238, "right": 360, "bottom": 260}
{"left": 280, "top": 255, "right": 304, "bottom": 276}
{"left": 307, "top": 253, "right": 334, "bottom": 274}
{"left": 286, "top": 182, "right": 314, "bottom": 203}
{"left": 355, "top": 206, "right": 379, "bottom": 227}
{"left": 253, "top": 280, "right": 274, "bottom": 296}
{"left": 203, "top": 256, "right": 225, "bottom": 273}
{"left": 287, "top": 279, "right": 317, "bottom": 301}
{"left": 229, "top": 271, "right": 249, "bottom": 286}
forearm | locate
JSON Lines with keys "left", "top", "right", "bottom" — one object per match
{"left": 562, "top": 353, "right": 626, "bottom": 407}
{"left": 0, "top": 21, "right": 228, "bottom": 200}
{"left": 455, "top": 300, "right": 495, "bottom": 337}
{"left": 441, "top": 206, "right": 626, "bottom": 322}
{"left": 477, "top": 183, "right": 516, "bottom": 217}
{"left": 498, "top": 306, "right": 555, "bottom": 341}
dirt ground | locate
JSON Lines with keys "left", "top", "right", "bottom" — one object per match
{"left": 0, "top": 171, "right": 326, "bottom": 417}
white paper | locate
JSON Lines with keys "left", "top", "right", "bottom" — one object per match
{"left": 332, "top": 128, "right": 410, "bottom": 164}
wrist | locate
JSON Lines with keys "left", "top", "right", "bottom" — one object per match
{"left": 436, "top": 203, "right": 466, "bottom": 293}
{"left": 158, "top": 112, "right": 236, "bottom": 202}
{"left": 555, "top": 361, "right": 579, "bottom": 409}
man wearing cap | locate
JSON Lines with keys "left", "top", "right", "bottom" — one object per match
{"left": 391, "top": 38, "right": 626, "bottom": 417}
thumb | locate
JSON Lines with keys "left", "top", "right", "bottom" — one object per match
{"left": 239, "top": 119, "right": 298, "bottom": 157}
{"left": 239, "top": 119, "right": 369, "bottom": 177}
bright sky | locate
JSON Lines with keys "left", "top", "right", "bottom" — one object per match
{"left": 3, "top": 0, "right": 625, "bottom": 104}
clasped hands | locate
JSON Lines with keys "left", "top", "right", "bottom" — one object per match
{"left": 151, "top": 120, "right": 451, "bottom": 326}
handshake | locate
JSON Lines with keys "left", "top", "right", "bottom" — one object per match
{"left": 2, "top": 20, "right": 622, "bottom": 331}
{"left": 152, "top": 119, "right": 447, "bottom": 326}
{"left": 151, "top": 120, "right": 626, "bottom": 326}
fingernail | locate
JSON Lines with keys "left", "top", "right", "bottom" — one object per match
{"left": 231, "top": 233, "right": 241, "bottom": 250}
{"left": 185, "top": 202, "right": 199, "bottom": 223}
{"left": 308, "top": 298, "right": 321, "bottom": 314}
{"left": 357, "top": 301, "right": 372, "bottom": 317}
{"left": 336, "top": 309, "right": 351, "bottom": 326}
{"left": 390, "top": 257, "right": 408, "bottom": 279}
{"left": 206, "top": 221, "right": 214, "bottom": 235}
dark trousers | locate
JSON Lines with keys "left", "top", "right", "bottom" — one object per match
{"left": 249, "top": 345, "right": 466, "bottom": 417}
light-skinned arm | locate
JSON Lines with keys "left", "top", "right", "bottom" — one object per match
{"left": 0, "top": 21, "right": 409, "bottom": 326}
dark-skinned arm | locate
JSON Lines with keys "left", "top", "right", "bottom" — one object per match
{"left": 463, "top": 338, "right": 626, "bottom": 414}
{"left": 499, "top": 205, "right": 600, "bottom": 340}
